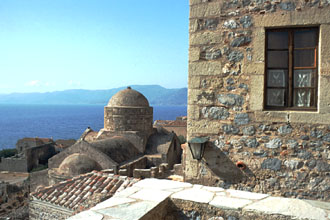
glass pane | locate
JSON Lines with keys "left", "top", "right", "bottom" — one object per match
{"left": 294, "top": 30, "right": 317, "bottom": 48}
{"left": 267, "top": 70, "right": 286, "bottom": 87}
{"left": 294, "top": 49, "right": 315, "bottom": 67}
{"left": 294, "top": 89, "right": 311, "bottom": 107}
{"left": 267, "top": 89, "right": 285, "bottom": 106}
{"left": 190, "top": 143, "right": 202, "bottom": 159}
{"left": 267, "top": 31, "right": 288, "bottom": 49}
{"left": 267, "top": 51, "right": 288, "bottom": 68}
{"left": 294, "top": 69, "right": 314, "bottom": 87}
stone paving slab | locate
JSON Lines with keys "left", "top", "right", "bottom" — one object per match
{"left": 226, "top": 189, "right": 269, "bottom": 200}
{"left": 68, "top": 210, "right": 104, "bottom": 220}
{"left": 243, "top": 197, "right": 330, "bottom": 220}
{"left": 171, "top": 188, "right": 215, "bottom": 204}
{"left": 202, "top": 186, "right": 225, "bottom": 192}
{"left": 129, "top": 188, "right": 172, "bottom": 202}
{"left": 304, "top": 199, "right": 330, "bottom": 211}
{"left": 209, "top": 195, "right": 253, "bottom": 210}
{"left": 91, "top": 197, "right": 136, "bottom": 211}
{"left": 96, "top": 200, "right": 159, "bottom": 220}
{"left": 113, "top": 186, "right": 141, "bottom": 198}
{"left": 133, "top": 178, "right": 192, "bottom": 191}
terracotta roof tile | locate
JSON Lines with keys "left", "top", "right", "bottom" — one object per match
{"left": 30, "top": 170, "right": 139, "bottom": 211}
{"left": 154, "top": 120, "right": 187, "bottom": 127}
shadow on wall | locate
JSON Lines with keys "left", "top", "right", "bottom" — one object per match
{"left": 203, "top": 144, "right": 255, "bottom": 184}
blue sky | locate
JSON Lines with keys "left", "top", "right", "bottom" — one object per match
{"left": 0, "top": 1, "right": 189, "bottom": 94}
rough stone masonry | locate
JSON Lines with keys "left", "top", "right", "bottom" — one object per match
{"left": 186, "top": 0, "right": 330, "bottom": 201}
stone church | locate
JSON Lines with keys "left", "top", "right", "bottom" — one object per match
{"left": 48, "top": 87, "right": 182, "bottom": 184}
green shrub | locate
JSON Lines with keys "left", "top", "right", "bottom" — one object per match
{"left": 0, "top": 148, "right": 17, "bottom": 158}
{"left": 30, "top": 164, "right": 48, "bottom": 173}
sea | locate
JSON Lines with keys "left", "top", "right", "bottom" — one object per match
{"left": 0, "top": 104, "right": 187, "bottom": 150}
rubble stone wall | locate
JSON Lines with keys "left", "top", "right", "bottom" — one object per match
{"left": 29, "top": 169, "right": 50, "bottom": 192}
{"left": 0, "top": 157, "right": 28, "bottom": 172}
{"left": 186, "top": 0, "right": 330, "bottom": 201}
{"left": 25, "top": 143, "right": 56, "bottom": 171}
{"left": 29, "top": 200, "right": 73, "bottom": 220}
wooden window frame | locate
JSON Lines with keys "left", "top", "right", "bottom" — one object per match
{"left": 264, "top": 27, "right": 319, "bottom": 111}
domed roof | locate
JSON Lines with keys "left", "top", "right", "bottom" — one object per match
{"left": 58, "top": 153, "right": 101, "bottom": 176}
{"left": 90, "top": 136, "right": 141, "bottom": 164}
{"left": 107, "top": 87, "right": 149, "bottom": 107}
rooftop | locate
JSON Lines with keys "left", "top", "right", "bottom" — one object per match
{"left": 30, "top": 170, "right": 139, "bottom": 211}
{"left": 107, "top": 87, "right": 150, "bottom": 107}
{"left": 154, "top": 119, "right": 187, "bottom": 127}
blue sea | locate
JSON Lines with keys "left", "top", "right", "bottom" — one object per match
{"left": 0, "top": 104, "right": 187, "bottom": 150}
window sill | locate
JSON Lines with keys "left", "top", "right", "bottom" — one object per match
{"left": 254, "top": 110, "right": 330, "bottom": 125}
{"left": 263, "top": 107, "right": 317, "bottom": 112}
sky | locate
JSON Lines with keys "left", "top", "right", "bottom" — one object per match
{"left": 0, "top": 0, "right": 189, "bottom": 94}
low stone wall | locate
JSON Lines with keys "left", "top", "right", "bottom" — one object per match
{"left": 0, "top": 180, "right": 29, "bottom": 218}
{"left": 29, "top": 200, "right": 73, "bottom": 220}
{"left": 68, "top": 178, "right": 330, "bottom": 220}
{"left": 120, "top": 156, "right": 148, "bottom": 177}
{"left": 0, "top": 157, "right": 28, "bottom": 172}
{"left": 132, "top": 163, "right": 183, "bottom": 179}
{"left": 29, "top": 169, "right": 49, "bottom": 192}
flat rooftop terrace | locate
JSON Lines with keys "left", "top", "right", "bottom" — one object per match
{"left": 0, "top": 171, "right": 29, "bottom": 185}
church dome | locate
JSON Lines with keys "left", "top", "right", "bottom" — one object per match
{"left": 107, "top": 87, "right": 149, "bottom": 107}
{"left": 58, "top": 153, "right": 101, "bottom": 176}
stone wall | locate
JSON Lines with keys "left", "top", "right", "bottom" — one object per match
{"left": 0, "top": 143, "right": 56, "bottom": 173}
{"left": 25, "top": 143, "right": 56, "bottom": 171}
{"left": 186, "top": 0, "right": 330, "bottom": 201}
{"left": 104, "top": 106, "right": 153, "bottom": 134}
{"left": 0, "top": 157, "right": 28, "bottom": 172}
{"left": 29, "top": 200, "right": 73, "bottom": 220}
{"left": 29, "top": 169, "right": 50, "bottom": 192}
{"left": 120, "top": 156, "right": 148, "bottom": 176}
{"left": 0, "top": 180, "right": 29, "bottom": 218}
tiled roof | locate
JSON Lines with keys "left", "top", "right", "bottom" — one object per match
{"left": 154, "top": 120, "right": 187, "bottom": 127}
{"left": 20, "top": 137, "right": 53, "bottom": 143}
{"left": 30, "top": 170, "right": 139, "bottom": 211}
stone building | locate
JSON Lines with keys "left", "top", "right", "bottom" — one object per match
{"left": 16, "top": 137, "right": 54, "bottom": 153}
{"left": 185, "top": 0, "right": 330, "bottom": 201}
{"left": 48, "top": 87, "right": 182, "bottom": 184}
{"left": 0, "top": 138, "right": 56, "bottom": 172}
{"left": 154, "top": 116, "right": 187, "bottom": 139}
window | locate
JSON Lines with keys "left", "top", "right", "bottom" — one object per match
{"left": 265, "top": 27, "right": 318, "bottom": 110}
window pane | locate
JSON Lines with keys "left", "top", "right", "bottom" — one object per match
{"left": 294, "top": 69, "right": 314, "bottom": 87}
{"left": 294, "top": 49, "right": 315, "bottom": 67}
{"left": 267, "top": 89, "right": 285, "bottom": 106}
{"left": 267, "top": 31, "right": 288, "bottom": 49}
{"left": 294, "top": 30, "right": 317, "bottom": 48}
{"left": 267, "top": 51, "right": 288, "bottom": 68}
{"left": 267, "top": 69, "right": 286, "bottom": 87}
{"left": 293, "top": 89, "right": 311, "bottom": 107}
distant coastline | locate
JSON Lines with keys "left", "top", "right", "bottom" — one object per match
{"left": 0, "top": 85, "right": 187, "bottom": 106}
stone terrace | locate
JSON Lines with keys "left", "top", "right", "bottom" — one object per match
{"left": 68, "top": 178, "right": 330, "bottom": 220}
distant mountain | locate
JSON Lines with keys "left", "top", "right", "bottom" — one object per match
{"left": 0, "top": 85, "right": 187, "bottom": 106}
